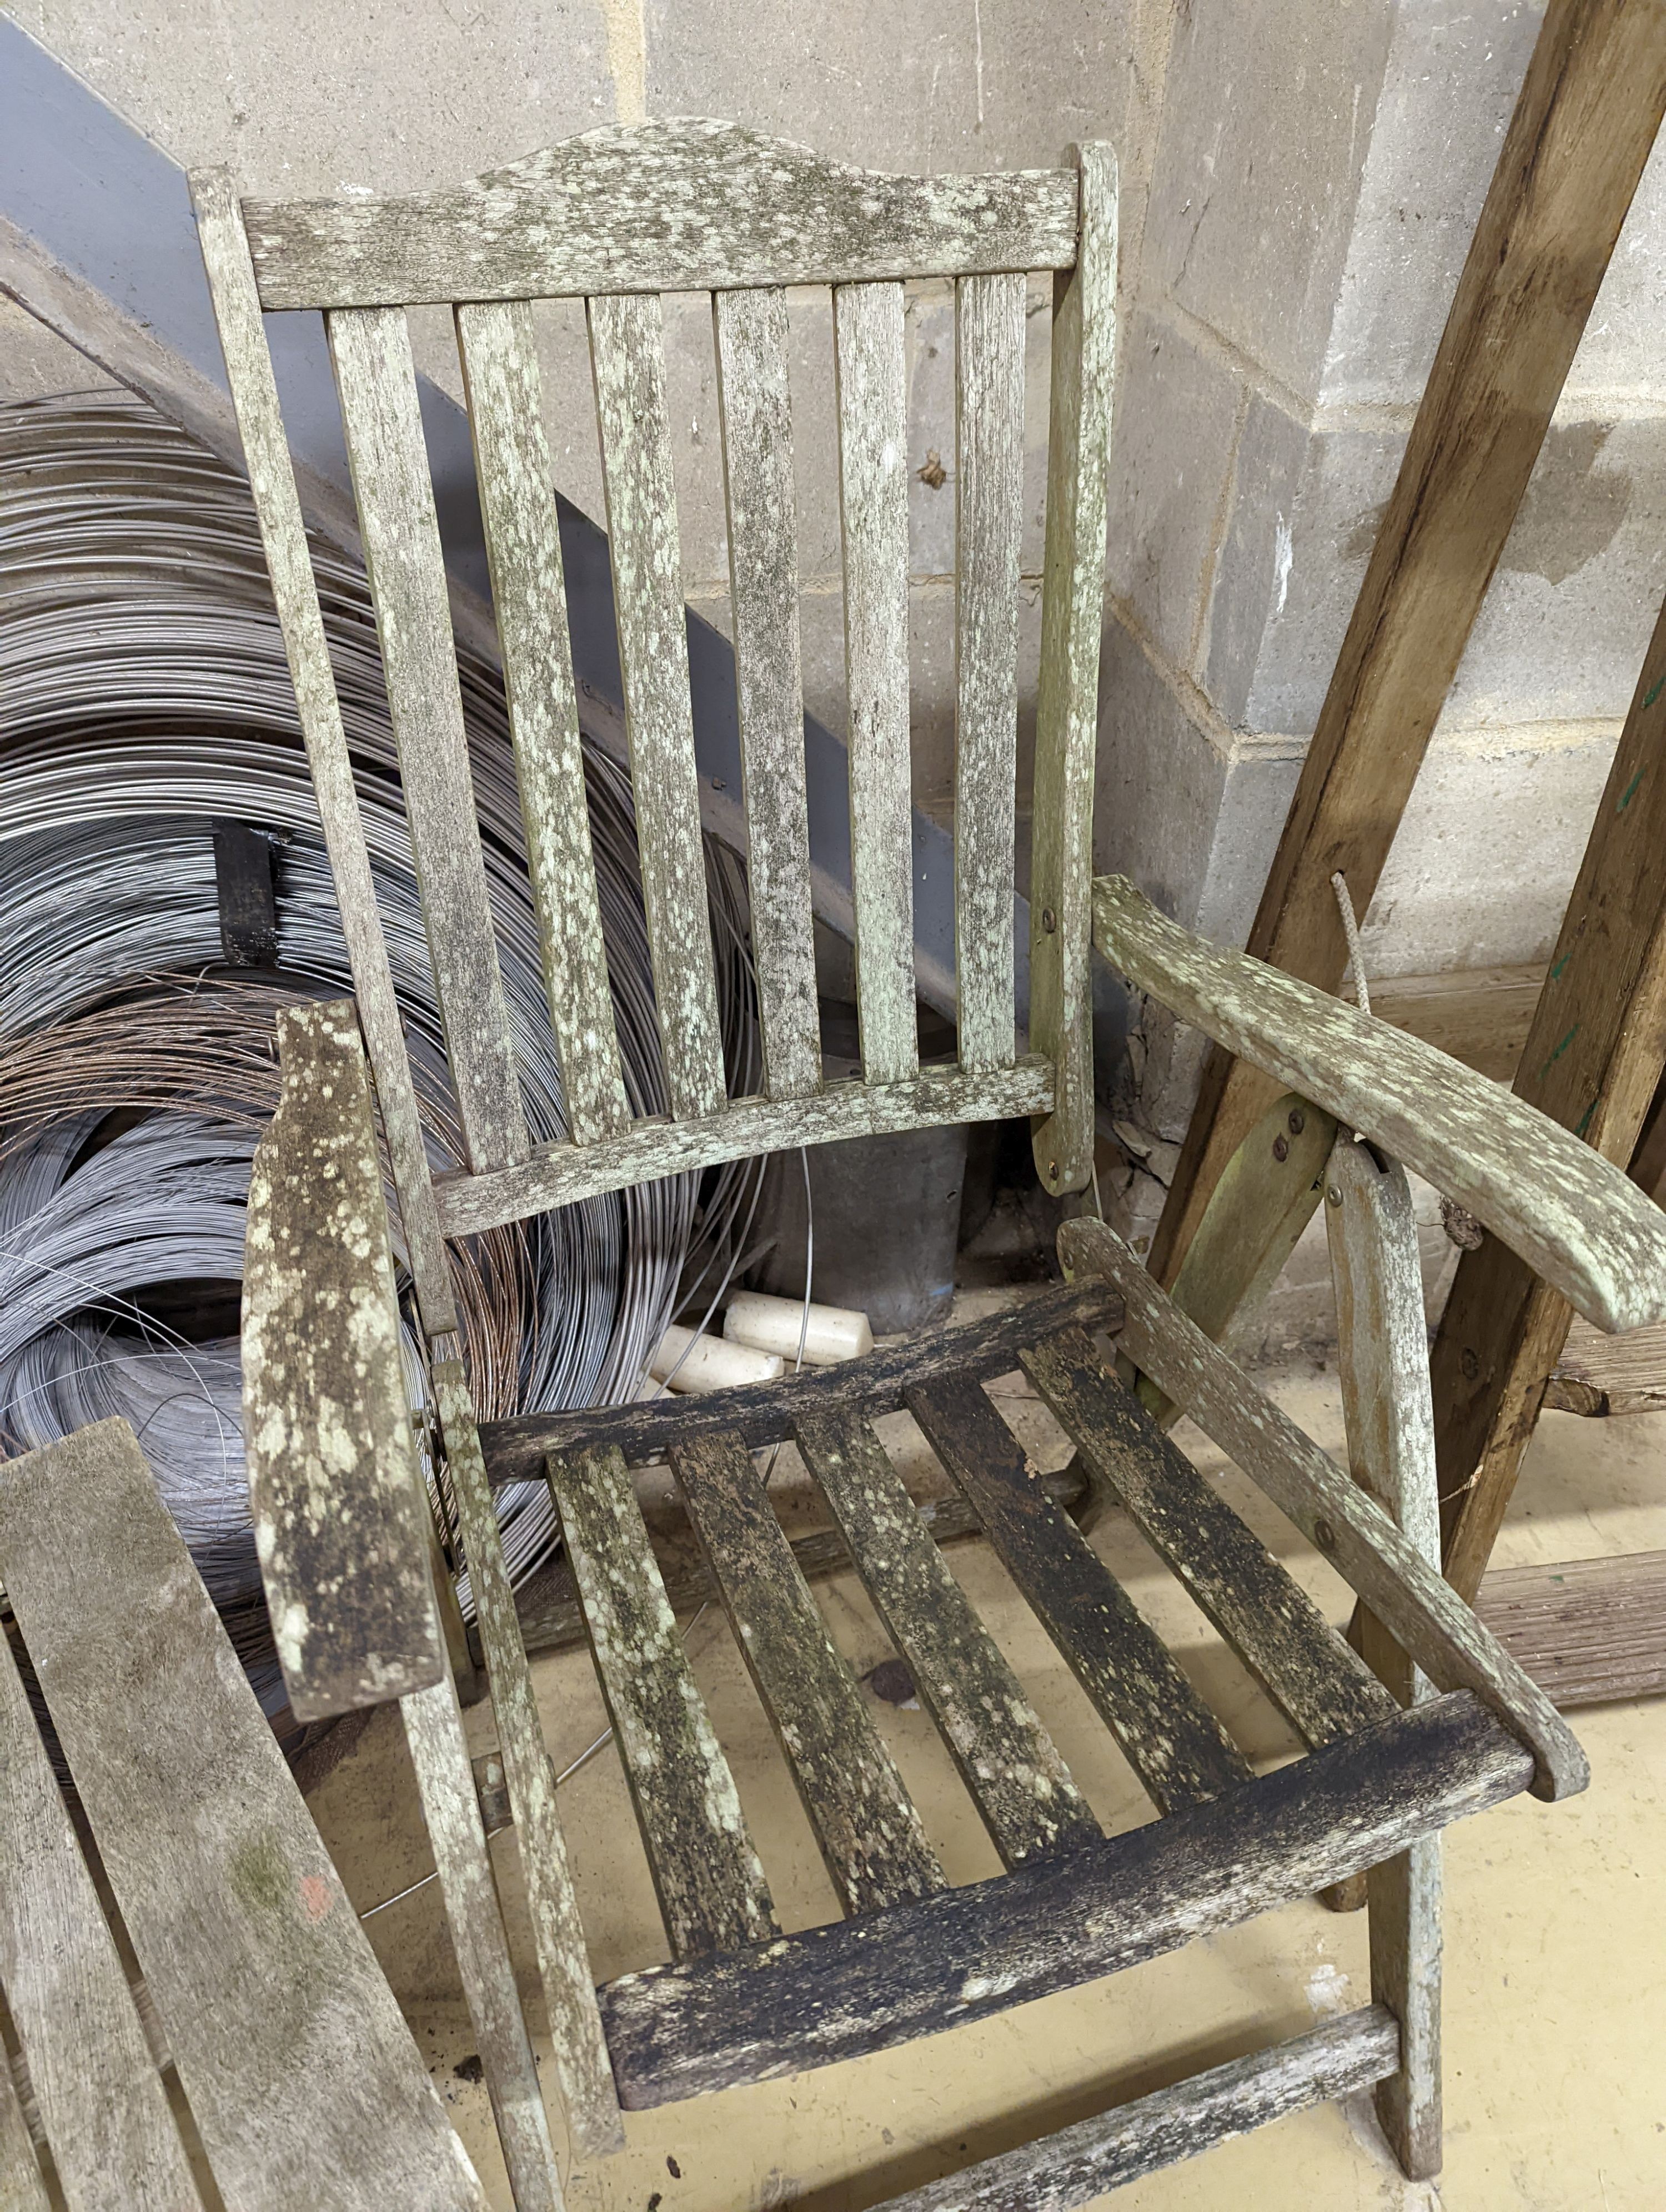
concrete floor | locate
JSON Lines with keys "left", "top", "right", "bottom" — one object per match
{"left": 309, "top": 1319, "right": 1666, "bottom": 2210}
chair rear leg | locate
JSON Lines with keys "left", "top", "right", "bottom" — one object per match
{"left": 1369, "top": 1836, "right": 1442, "bottom": 2175}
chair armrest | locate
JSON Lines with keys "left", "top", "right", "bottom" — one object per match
{"left": 242, "top": 998, "right": 445, "bottom": 1722}
{"left": 1095, "top": 874, "right": 1666, "bottom": 1334}
{"left": 1060, "top": 1215, "right": 1588, "bottom": 1802}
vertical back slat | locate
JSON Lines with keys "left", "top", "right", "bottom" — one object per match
{"left": 835, "top": 280, "right": 919, "bottom": 1085}
{"left": 714, "top": 286, "right": 822, "bottom": 1101}
{"left": 329, "top": 305, "right": 530, "bottom": 1174}
{"left": 953, "top": 270, "right": 1026, "bottom": 1073}
{"left": 457, "top": 298, "right": 631, "bottom": 1147}
{"left": 589, "top": 291, "right": 727, "bottom": 1121}
{"left": 1029, "top": 145, "right": 1117, "bottom": 1197}
{"left": 190, "top": 169, "right": 457, "bottom": 1335}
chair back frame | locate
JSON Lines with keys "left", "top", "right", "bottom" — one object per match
{"left": 192, "top": 120, "right": 1116, "bottom": 1334}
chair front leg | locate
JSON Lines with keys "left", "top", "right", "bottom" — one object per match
{"left": 1325, "top": 1135, "right": 1442, "bottom": 2181}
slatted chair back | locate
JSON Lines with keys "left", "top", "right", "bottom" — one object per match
{"left": 193, "top": 122, "right": 1115, "bottom": 1291}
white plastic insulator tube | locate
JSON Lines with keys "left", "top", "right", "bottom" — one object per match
{"left": 649, "top": 1324, "right": 785, "bottom": 1394}
{"left": 721, "top": 1291, "right": 874, "bottom": 1367}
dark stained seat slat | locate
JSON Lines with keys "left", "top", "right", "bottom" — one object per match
{"left": 1022, "top": 1326, "right": 1396, "bottom": 1746}
{"left": 672, "top": 1430, "right": 945, "bottom": 1916}
{"left": 792, "top": 1406, "right": 1101, "bottom": 1868}
{"left": 905, "top": 1373, "right": 1252, "bottom": 1812}
{"left": 545, "top": 1442, "right": 777, "bottom": 1960}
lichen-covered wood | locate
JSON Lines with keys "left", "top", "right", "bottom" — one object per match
{"left": 242, "top": 119, "right": 1080, "bottom": 309}
{"left": 836, "top": 278, "right": 919, "bottom": 1087}
{"left": 1095, "top": 873, "right": 1666, "bottom": 1336}
{"left": 456, "top": 296, "right": 630, "bottom": 1148}
{"left": 713, "top": 284, "right": 821, "bottom": 1103}
{"left": 0, "top": 1614, "right": 199, "bottom": 2212}
{"left": 1028, "top": 144, "right": 1117, "bottom": 1199}
{"left": 546, "top": 1442, "right": 777, "bottom": 1958}
{"left": 431, "top": 1361, "right": 624, "bottom": 2156}
{"left": 329, "top": 305, "right": 530, "bottom": 1177}
{"left": 190, "top": 166, "right": 456, "bottom": 1335}
{"left": 952, "top": 269, "right": 1026, "bottom": 1076}
{"left": 435, "top": 1055, "right": 1054, "bottom": 1239}
{"left": 793, "top": 1407, "right": 1100, "bottom": 1868}
{"left": 1021, "top": 1328, "right": 1394, "bottom": 1748}
{"left": 589, "top": 288, "right": 727, "bottom": 1122}
{"left": 1063, "top": 1215, "right": 1589, "bottom": 1802}
{"left": 906, "top": 1374, "right": 1252, "bottom": 1812}
{"left": 0, "top": 1419, "right": 491, "bottom": 2212}
{"left": 1323, "top": 1138, "right": 1443, "bottom": 2180}
{"left": 242, "top": 1000, "right": 445, "bottom": 1722}
{"left": 673, "top": 1430, "right": 945, "bottom": 1914}
{"left": 599, "top": 1693, "right": 1531, "bottom": 2109}
{"left": 484, "top": 1278, "right": 1119, "bottom": 1485}
{"left": 881, "top": 2008, "right": 1402, "bottom": 2212}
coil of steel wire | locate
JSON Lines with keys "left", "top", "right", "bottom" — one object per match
{"left": 0, "top": 389, "right": 765, "bottom": 1743}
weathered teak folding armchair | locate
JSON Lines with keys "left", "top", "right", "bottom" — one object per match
{"left": 189, "top": 122, "right": 1666, "bottom": 2208}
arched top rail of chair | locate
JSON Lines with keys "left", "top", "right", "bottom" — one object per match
{"left": 238, "top": 118, "right": 1084, "bottom": 310}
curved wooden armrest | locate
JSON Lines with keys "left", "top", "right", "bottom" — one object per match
{"left": 1094, "top": 875, "right": 1666, "bottom": 1335}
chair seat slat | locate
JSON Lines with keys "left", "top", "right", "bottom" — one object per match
{"left": 590, "top": 290, "right": 727, "bottom": 1121}
{"left": 953, "top": 270, "right": 1026, "bottom": 1074}
{"left": 546, "top": 1441, "right": 778, "bottom": 1958}
{"left": 836, "top": 279, "right": 919, "bottom": 1087}
{"left": 1022, "top": 1328, "right": 1396, "bottom": 1746}
{"left": 714, "top": 285, "right": 822, "bottom": 1102}
{"left": 0, "top": 1420, "right": 489, "bottom": 2212}
{"left": 329, "top": 304, "right": 529, "bottom": 1174}
{"left": 906, "top": 1375, "right": 1253, "bottom": 1812}
{"left": 673, "top": 1429, "right": 946, "bottom": 1916}
{"left": 457, "top": 297, "right": 630, "bottom": 1146}
{"left": 792, "top": 1407, "right": 1100, "bottom": 1868}
{"left": 0, "top": 1625, "right": 200, "bottom": 2212}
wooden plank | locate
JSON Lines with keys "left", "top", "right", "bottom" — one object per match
{"left": 1434, "top": 570, "right": 1666, "bottom": 1598}
{"left": 0, "top": 1621, "right": 200, "bottom": 2212}
{"left": 211, "top": 817, "right": 278, "bottom": 967}
{"left": 589, "top": 289, "right": 726, "bottom": 1120}
{"left": 1021, "top": 1326, "right": 1393, "bottom": 1747}
{"left": 1061, "top": 1216, "right": 1589, "bottom": 1803}
{"left": 1547, "top": 1315, "right": 1666, "bottom": 1416}
{"left": 189, "top": 167, "right": 456, "bottom": 1334}
{"left": 329, "top": 304, "right": 529, "bottom": 1175}
{"left": 1323, "top": 1137, "right": 1442, "bottom": 2179}
{"left": 1476, "top": 1551, "right": 1666, "bottom": 1709}
{"left": 1150, "top": 0, "right": 1666, "bottom": 1287}
{"left": 0, "top": 1420, "right": 493, "bottom": 2212}
{"left": 243, "top": 120, "right": 1080, "bottom": 308}
{"left": 435, "top": 1054, "right": 1053, "bottom": 1239}
{"left": 713, "top": 285, "right": 821, "bottom": 1102}
{"left": 398, "top": 1671, "right": 562, "bottom": 2211}
{"left": 430, "top": 1361, "right": 624, "bottom": 2156}
{"left": 792, "top": 1407, "right": 1100, "bottom": 1868}
{"left": 952, "top": 269, "right": 1026, "bottom": 1075}
{"left": 879, "top": 2008, "right": 1401, "bottom": 2212}
{"left": 835, "top": 278, "right": 918, "bottom": 1086}
{"left": 1366, "top": 966, "right": 1544, "bottom": 1084}
{"left": 600, "top": 1692, "right": 1530, "bottom": 2107}
{"left": 672, "top": 1430, "right": 945, "bottom": 1915}
{"left": 515, "top": 1454, "right": 1096, "bottom": 1661}
{"left": 242, "top": 1001, "right": 445, "bottom": 1721}
{"left": 486, "top": 1278, "right": 1117, "bottom": 1485}
{"left": 1028, "top": 142, "right": 1117, "bottom": 1199}
{"left": 546, "top": 1442, "right": 777, "bottom": 1958}
{"left": 905, "top": 1374, "right": 1253, "bottom": 1812}
{"left": 1138, "top": 1091, "right": 1337, "bottom": 1430}
{"left": 1096, "top": 874, "right": 1666, "bottom": 1338}
{"left": 456, "top": 297, "right": 629, "bottom": 1147}
{"left": 0, "top": 2039, "right": 49, "bottom": 2212}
